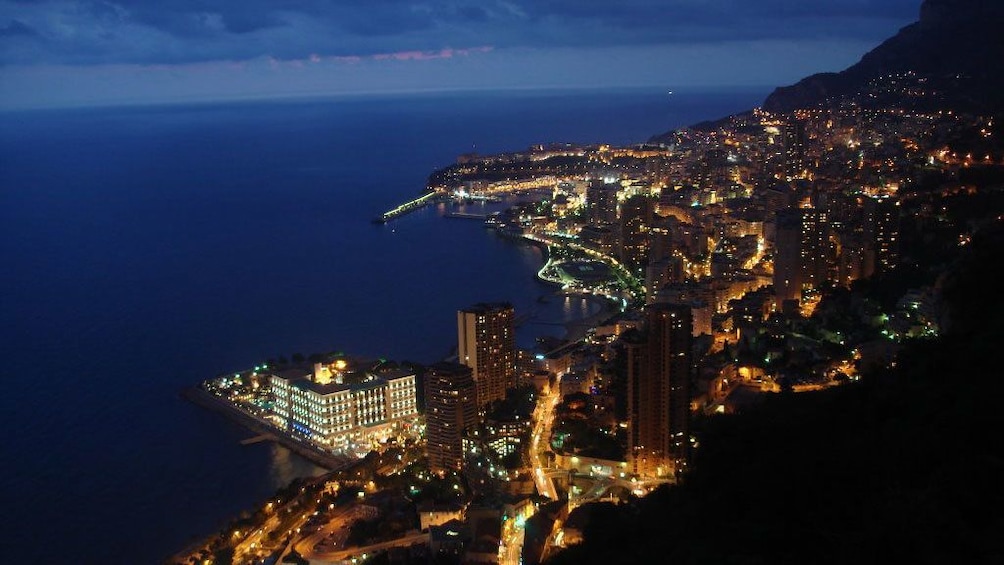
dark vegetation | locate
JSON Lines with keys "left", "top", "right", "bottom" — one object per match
{"left": 551, "top": 392, "right": 625, "bottom": 461}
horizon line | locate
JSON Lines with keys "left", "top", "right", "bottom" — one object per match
{"left": 0, "top": 83, "right": 775, "bottom": 113}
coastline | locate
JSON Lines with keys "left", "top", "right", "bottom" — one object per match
{"left": 561, "top": 292, "right": 621, "bottom": 342}
{"left": 180, "top": 386, "right": 354, "bottom": 471}
{"left": 514, "top": 231, "right": 621, "bottom": 343}
{"left": 2, "top": 88, "right": 779, "bottom": 565}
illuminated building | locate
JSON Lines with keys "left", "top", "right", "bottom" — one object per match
{"left": 688, "top": 299, "right": 713, "bottom": 337}
{"left": 418, "top": 501, "right": 464, "bottom": 532}
{"left": 269, "top": 367, "right": 417, "bottom": 451}
{"left": 648, "top": 216, "right": 675, "bottom": 264}
{"left": 773, "top": 207, "right": 828, "bottom": 304}
{"left": 783, "top": 119, "right": 807, "bottom": 178}
{"left": 836, "top": 231, "right": 867, "bottom": 286}
{"left": 483, "top": 416, "right": 530, "bottom": 458}
{"left": 773, "top": 208, "right": 801, "bottom": 303}
{"left": 620, "top": 194, "right": 655, "bottom": 274}
{"left": 625, "top": 303, "right": 693, "bottom": 477}
{"left": 425, "top": 362, "right": 479, "bottom": 474}
{"left": 587, "top": 179, "right": 619, "bottom": 224}
{"left": 578, "top": 224, "right": 617, "bottom": 256}
{"left": 458, "top": 302, "right": 517, "bottom": 408}
{"left": 645, "top": 256, "right": 685, "bottom": 302}
{"left": 762, "top": 184, "right": 795, "bottom": 215}
{"left": 863, "top": 195, "right": 900, "bottom": 277}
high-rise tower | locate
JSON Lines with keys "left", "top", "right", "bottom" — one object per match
{"left": 424, "top": 362, "right": 478, "bottom": 474}
{"left": 587, "top": 179, "right": 619, "bottom": 224}
{"left": 773, "top": 207, "right": 828, "bottom": 304}
{"left": 626, "top": 303, "right": 693, "bottom": 478}
{"left": 620, "top": 194, "right": 655, "bottom": 275}
{"left": 783, "top": 119, "right": 807, "bottom": 179}
{"left": 458, "top": 302, "right": 516, "bottom": 408}
{"left": 863, "top": 195, "right": 900, "bottom": 278}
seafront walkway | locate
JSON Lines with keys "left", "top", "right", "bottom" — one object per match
{"left": 524, "top": 231, "right": 642, "bottom": 298}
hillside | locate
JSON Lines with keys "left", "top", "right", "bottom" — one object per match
{"left": 545, "top": 220, "right": 1004, "bottom": 564}
{"left": 763, "top": 0, "right": 1004, "bottom": 114}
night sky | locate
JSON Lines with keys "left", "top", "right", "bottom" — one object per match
{"left": 1, "top": 1, "right": 922, "bottom": 108}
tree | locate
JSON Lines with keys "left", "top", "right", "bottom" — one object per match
{"left": 211, "top": 547, "right": 234, "bottom": 565}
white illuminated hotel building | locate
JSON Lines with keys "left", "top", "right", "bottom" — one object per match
{"left": 270, "top": 362, "right": 418, "bottom": 452}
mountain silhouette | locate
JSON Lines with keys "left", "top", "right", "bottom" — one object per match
{"left": 763, "top": 0, "right": 1004, "bottom": 113}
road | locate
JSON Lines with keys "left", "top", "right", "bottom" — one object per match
{"left": 232, "top": 501, "right": 304, "bottom": 564}
{"left": 531, "top": 375, "right": 562, "bottom": 500}
{"left": 306, "top": 531, "right": 429, "bottom": 563}
{"left": 498, "top": 374, "right": 565, "bottom": 565}
{"left": 524, "top": 232, "right": 641, "bottom": 301}
{"left": 242, "top": 368, "right": 565, "bottom": 565}
{"left": 500, "top": 519, "right": 526, "bottom": 565}
{"left": 293, "top": 505, "right": 363, "bottom": 559}
{"left": 233, "top": 477, "right": 338, "bottom": 564}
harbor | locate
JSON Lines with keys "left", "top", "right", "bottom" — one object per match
{"left": 443, "top": 211, "right": 488, "bottom": 220}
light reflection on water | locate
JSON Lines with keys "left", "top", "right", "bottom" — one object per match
{"left": 561, "top": 294, "right": 599, "bottom": 317}
{"left": 518, "top": 289, "right": 610, "bottom": 348}
{"left": 267, "top": 444, "right": 328, "bottom": 489}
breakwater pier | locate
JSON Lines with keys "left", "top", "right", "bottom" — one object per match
{"left": 374, "top": 190, "right": 444, "bottom": 223}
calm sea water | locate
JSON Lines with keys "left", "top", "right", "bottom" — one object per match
{"left": 0, "top": 87, "right": 767, "bottom": 563}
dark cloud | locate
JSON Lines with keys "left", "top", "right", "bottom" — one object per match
{"left": 514, "top": 0, "right": 923, "bottom": 44}
{"left": 0, "top": 0, "right": 923, "bottom": 65}
{"left": 0, "top": 18, "right": 36, "bottom": 37}
{"left": 456, "top": 4, "right": 489, "bottom": 23}
{"left": 330, "top": 4, "right": 438, "bottom": 37}
{"left": 114, "top": 2, "right": 269, "bottom": 37}
{"left": 220, "top": 11, "right": 286, "bottom": 34}
{"left": 526, "top": 0, "right": 920, "bottom": 23}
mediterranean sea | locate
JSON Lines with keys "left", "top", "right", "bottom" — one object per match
{"left": 0, "top": 86, "right": 767, "bottom": 563}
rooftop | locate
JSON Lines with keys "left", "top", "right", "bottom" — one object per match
{"left": 460, "top": 302, "right": 514, "bottom": 314}
{"left": 284, "top": 373, "right": 392, "bottom": 396}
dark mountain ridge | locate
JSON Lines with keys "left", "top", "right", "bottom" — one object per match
{"left": 763, "top": 0, "right": 1004, "bottom": 114}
